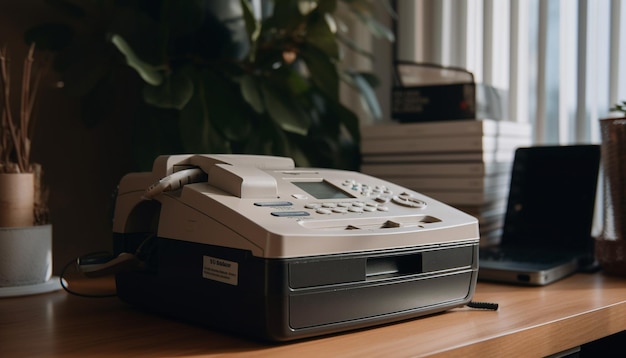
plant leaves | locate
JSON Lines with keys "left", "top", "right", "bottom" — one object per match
{"left": 336, "top": 32, "right": 375, "bottom": 60}
{"left": 261, "top": 81, "right": 310, "bottom": 136}
{"left": 316, "top": 0, "right": 338, "bottom": 13}
{"left": 242, "top": 119, "right": 290, "bottom": 157}
{"left": 299, "top": 45, "right": 339, "bottom": 100}
{"left": 336, "top": 100, "right": 361, "bottom": 144}
{"left": 240, "top": 0, "right": 260, "bottom": 45}
{"left": 342, "top": 0, "right": 395, "bottom": 41}
{"left": 110, "top": 34, "right": 163, "bottom": 86}
{"left": 240, "top": 74, "right": 264, "bottom": 114}
{"left": 305, "top": 12, "right": 339, "bottom": 59}
{"left": 201, "top": 70, "right": 252, "bottom": 142}
{"left": 265, "top": 1, "right": 303, "bottom": 34}
{"left": 179, "top": 82, "right": 231, "bottom": 154}
{"left": 142, "top": 71, "right": 194, "bottom": 110}
{"left": 344, "top": 70, "right": 382, "bottom": 121}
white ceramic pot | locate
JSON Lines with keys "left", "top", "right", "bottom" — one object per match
{"left": 0, "top": 224, "right": 52, "bottom": 287}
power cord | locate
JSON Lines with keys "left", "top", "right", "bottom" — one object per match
{"left": 60, "top": 235, "right": 157, "bottom": 298}
{"left": 59, "top": 251, "right": 119, "bottom": 298}
{"left": 466, "top": 301, "right": 499, "bottom": 310}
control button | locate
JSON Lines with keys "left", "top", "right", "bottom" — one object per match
{"left": 352, "top": 202, "right": 365, "bottom": 207}
{"left": 271, "top": 211, "right": 310, "bottom": 217}
{"left": 292, "top": 194, "right": 308, "bottom": 200}
{"left": 322, "top": 202, "right": 337, "bottom": 208}
{"left": 254, "top": 201, "right": 293, "bottom": 207}
{"left": 316, "top": 208, "right": 332, "bottom": 215}
{"left": 392, "top": 195, "right": 427, "bottom": 209}
{"left": 377, "top": 206, "right": 389, "bottom": 212}
{"left": 363, "top": 206, "right": 377, "bottom": 212}
{"left": 348, "top": 207, "right": 363, "bottom": 213}
{"left": 305, "top": 203, "right": 321, "bottom": 209}
{"left": 332, "top": 208, "right": 348, "bottom": 213}
{"left": 375, "top": 196, "right": 391, "bottom": 203}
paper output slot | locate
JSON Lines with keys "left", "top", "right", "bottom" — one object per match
{"left": 299, "top": 216, "right": 441, "bottom": 231}
{"left": 366, "top": 254, "right": 422, "bottom": 278}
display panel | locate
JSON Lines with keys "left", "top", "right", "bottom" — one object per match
{"left": 292, "top": 181, "right": 355, "bottom": 199}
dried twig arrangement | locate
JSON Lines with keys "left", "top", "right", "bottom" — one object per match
{"left": 0, "top": 43, "right": 43, "bottom": 174}
{"left": 0, "top": 43, "right": 49, "bottom": 225}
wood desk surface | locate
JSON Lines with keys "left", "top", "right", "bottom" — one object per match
{"left": 1, "top": 273, "right": 625, "bottom": 357}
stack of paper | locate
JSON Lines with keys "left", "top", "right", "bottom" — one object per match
{"left": 360, "top": 119, "right": 531, "bottom": 246}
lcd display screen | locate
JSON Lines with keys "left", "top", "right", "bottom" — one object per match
{"left": 292, "top": 181, "right": 355, "bottom": 199}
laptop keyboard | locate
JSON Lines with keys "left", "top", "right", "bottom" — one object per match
{"left": 479, "top": 248, "right": 574, "bottom": 265}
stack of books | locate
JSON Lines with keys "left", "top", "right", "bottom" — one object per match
{"left": 360, "top": 119, "right": 531, "bottom": 246}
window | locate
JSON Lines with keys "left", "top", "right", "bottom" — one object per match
{"left": 395, "top": 0, "right": 626, "bottom": 144}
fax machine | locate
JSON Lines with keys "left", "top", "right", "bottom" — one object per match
{"left": 112, "top": 154, "right": 479, "bottom": 341}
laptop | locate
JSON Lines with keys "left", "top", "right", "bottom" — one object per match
{"left": 478, "top": 144, "right": 601, "bottom": 285}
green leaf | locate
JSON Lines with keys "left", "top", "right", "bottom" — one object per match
{"left": 336, "top": 32, "right": 375, "bottom": 60}
{"left": 338, "top": 100, "right": 361, "bottom": 144}
{"left": 344, "top": 71, "right": 382, "bottom": 121}
{"left": 305, "top": 12, "right": 339, "bottom": 59}
{"left": 316, "top": 0, "right": 338, "bottom": 13}
{"left": 240, "top": 0, "right": 260, "bottom": 44}
{"left": 179, "top": 83, "right": 231, "bottom": 154}
{"left": 242, "top": 119, "right": 290, "bottom": 156}
{"left": 365, "top": 17, "right": 395, "bottom": 41}
{"left": 143, "top": 71, "right": 194, "bottom": 110}
{"left": 342, "top": 0, "right": 395, "bottom": 41}
{"left": 299, "top": 45, "right": 339, "bottom": 100}
{"left": 264, "top": 1, "right": 303, "bottom": 34}
{"left": 261, "top": 82, "right": 310, "bottom": 136}
{"left": 201, "top": 71, "right": 252, "bottom": 142}
{"left": 110, "top": 34, "right": 163, "bottom": 86}
{"left": 240, "top": 74, "right": 264, "bottom": 114}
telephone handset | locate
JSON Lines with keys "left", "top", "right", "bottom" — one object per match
{"left": 143, "top": 154, "right": 296, "bottom": 199}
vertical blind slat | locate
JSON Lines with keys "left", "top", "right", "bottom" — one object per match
{"left": 395, "top": 0, "right": 623, "bottom": 143}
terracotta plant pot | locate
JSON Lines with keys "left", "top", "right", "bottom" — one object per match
{"left": 0, "top": 173, "right": 35, "bottom": 227}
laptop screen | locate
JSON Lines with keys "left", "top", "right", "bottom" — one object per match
{"left": 501, "top": 145, "right": 600, "bottom": 251}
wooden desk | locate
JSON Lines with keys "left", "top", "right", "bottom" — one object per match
{"left": 1, "top": 273, "right": 625, "bottom": 357}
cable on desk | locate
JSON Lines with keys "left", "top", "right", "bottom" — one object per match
{"left": 60, "top": 235, "right": 157, "bottom": 298}
{"left": 59, "top": 252, "right": 119, "bottom": 298}
{"left": 466, "top": 301, "right": 499, "bottom": 310}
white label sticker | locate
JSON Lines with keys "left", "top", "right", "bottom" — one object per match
{"left": 202, "top": 256, "right": 239, "bottom": 286}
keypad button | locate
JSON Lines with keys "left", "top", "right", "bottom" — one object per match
{"left": 271, "top": 211, "right": 310, "bottom": 217}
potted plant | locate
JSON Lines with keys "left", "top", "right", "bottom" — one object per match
{"left": 0, "top": 43, "right": 55, "bottom": 293}
{"left": 25, "top": 0, "right": 393, "bottom": 171}
{"left": 595, "top": 101, "right": 626, "bottom": 276}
